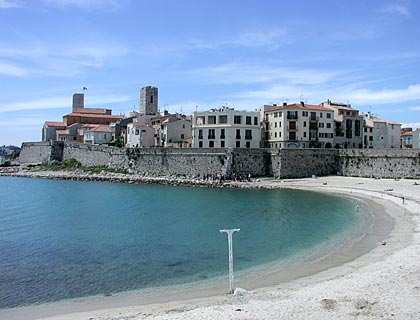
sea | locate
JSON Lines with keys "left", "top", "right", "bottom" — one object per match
{"left": 0, "top": 176, "right": 373, "bottom": 309}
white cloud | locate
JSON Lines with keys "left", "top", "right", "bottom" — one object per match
{"left": 0, "top": 94, "right": 130, "bottom": 113}
{"left": 0, "top": 0, "right": 18, "bottom": 8}
{"left": 402, "top": 123, "right": 420, "bottom": 130}
{"left": 0, "top": 61, "right": 28, "bottom": 77}
{"left": 0, "top": 43, "right": 128, "bottom": 78}
{"left": 43, "top": 0, "right": 121, "bottom": 9}
{"left": 347, "top": 84, "right": 420, "bottom": 104}
{"left": 381, "top": 3, "right": 410, "bottom": 16}
{"left": 188, "top": 29, "right": 288, "bottom": 50}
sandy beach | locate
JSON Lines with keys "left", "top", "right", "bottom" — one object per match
{"left": 1, "top": 175, "right": 420, "bottom": 319}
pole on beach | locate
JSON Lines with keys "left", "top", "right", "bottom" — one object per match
{"left": 219, "top": 228, "right": 240, "bottom": 294}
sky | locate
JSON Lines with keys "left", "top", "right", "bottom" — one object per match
{"left": 1, "top": 0, "right": 420, "bottom": 146}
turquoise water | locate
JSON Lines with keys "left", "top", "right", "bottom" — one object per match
{"left": 0, "top": 177, "right": 371, "bottom": 309}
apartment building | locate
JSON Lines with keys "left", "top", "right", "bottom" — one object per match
{"left": 320, "top": 100, "right": 363, "bottom": 148}
{"left": 192, "top": 108, "right": 261, "bottom": 148}
{"left": 362, "top": 113, "right": 401, "bottom": 148}
{"left": 401, "top": 128, "right": 413, "bottom": 148}
{"left": 261, "top": 102, "right": 334, "bottom": 149}
{"left": 412, "top": 128, "right": 420, "bottom": 148}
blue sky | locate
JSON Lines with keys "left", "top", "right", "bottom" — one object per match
{"left": 1, "top": 0, "right": 420, "bottom": 146}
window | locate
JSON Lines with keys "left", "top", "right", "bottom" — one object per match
{"left": 355, "top": 120, "right": 361, "bottom": 137}
{"left": 274, "top": 122, "right": 277, "bottom": 128}
{"left": 196, "top": 116, "right": 205, "bottom": 125}
{"left": 219, "top": 115, "right": 227, "bottom": 124}
{"left": 199, "top": 141, "right": 203, "bottom": 148}
{"left": 181, "top": 134, "right": 185, "bottom": 139}
{"left": 135, "top": 129, "right": 139, "bottom": 135}
{"left": 318, "top": 123, "right": 324, "bottom": 128}
{"left": 221, "top": 141, "right": 225, "bottom": 148}
{"left": 236, "top": 141, "right": 240, "bottom": 148}
{"left": 208, "top": 129, "right": 215, "bottom": 139}
{"left": 245, "top": 129, "right": 252, "bottom": 139}
{"left": 302, "top": 111, "right": 308, "bottom": 117}
{"left": 234, "top": 116, "right": 242, "bottom": 124}
{"left": 274, "top": 112, "right": 278, "bottom": 118}
{"left": 303, "top": 132, "right": 307, "bottom": 138}
{"left": 208, "top": 116, "right": 216, "bottom": 124}
{"left": 327, "top": 123, "right": 331, "bottom": 129}
{"left": 246, "top": 141, "right": 250, "bottom": 148}
{"left": 287, "top": 111, "right": 298, "bottom": 119}
{"left": 182, "top": 124, "right": 185, "bottom": 129}
{"left": 198, "top": 129, "right": 203, "bottom": 139}
{"left": 327, "top": 113, "right": 331, "bottom": 119}
{"left": 274, "top": 132, "right": 277, "bottom": 138}
{"left": 310, "top": 112, "right": 317, "bottom": 121}
{"left": 236, "top": 129, "right": 241, "bottom": 139}
{"left": 369, "top": 136, "right": 373, "bottom": 141}
{"left": 320, "top": 112, "right": 323, "bottom": 118}
{"left": 303, "top": 121, "right": 307, "bottom": 127}
{"left": 289, "top": 132, "right": 296, "bottom": 140}
{"left": 220, "top": 128, "right": 225, "bottom": 139}
{"left": 150, "top": 95, "right": 153, "bottom": 104}
{"left": 278, "top": 111, "right": 282, "bottom": 117}
{"left": 209, "top": 141, "right": 214, "bottom": 148}
{"left": 254, "top": 117, "right": 258, "bottom": 125}
{"left": 246, "top": 116, "right": 252, "bottom": 125}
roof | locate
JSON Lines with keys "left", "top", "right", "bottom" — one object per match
{"left": 85, "top": 125, "right": 112, "bottom": 133}
{"left": 64, "top": 113, "right": 123, "bottom": 120}
{"left": 45, "top": 121, "right": 66, "bottom": 127}
{"left": 401, "top": 131, "right": 413, "bottom": 137}
{"left": 363, "top": 114, "right": 401, "bottom": 125}
{"left": 264, "top": 103, "right": 332, "bottom": 112}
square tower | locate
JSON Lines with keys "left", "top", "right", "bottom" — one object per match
{"left": 140, "top": 86, "right": 158, "bottom": 115}
{"left": 72, "top": 93, "right": 84, "bottom": 111}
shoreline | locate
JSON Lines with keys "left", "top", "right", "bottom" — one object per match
{"left": 1, "top": 173, "right": 419, "bottom": 319}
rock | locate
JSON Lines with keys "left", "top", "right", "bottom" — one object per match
{"left": 234, "top": 287, "right": 249, "bottom": 296}
{"left": 320, "top": 298, "right": 337, "bottom": 310}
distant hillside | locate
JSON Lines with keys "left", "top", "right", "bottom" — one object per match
{"left": 0, "top": 145, "right": 21, "bottom": 156}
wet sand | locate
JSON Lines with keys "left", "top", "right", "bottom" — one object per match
{"left": 1, "top": 176, "right": 419, "bottom": 320}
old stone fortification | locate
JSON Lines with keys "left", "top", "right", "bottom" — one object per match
{"left": 19, "top": 142, "right": 420, "bottom": 179}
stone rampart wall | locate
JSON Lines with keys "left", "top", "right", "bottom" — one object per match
{"left": 339, "top": 149, "right": 420, "bottom": 179}
{"left": 271, "top": 149, "right": 340, "bottom": 178}
{"left": 18, "top": 142, "right": 420, "bottom": 179}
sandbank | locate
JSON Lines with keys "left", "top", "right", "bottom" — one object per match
{"left": 1, "top": 176, "right": 419, "bottom": 319}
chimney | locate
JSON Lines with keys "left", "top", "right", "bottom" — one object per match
{"left": 283, "top": 102, "right": 287, "bottom": 106}
{"left": 301, "top": 101, "right": 305, "bottom": 107}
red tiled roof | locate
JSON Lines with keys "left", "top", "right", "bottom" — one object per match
{"left": 264, "top": 103, "right": 332, "bottom": 112}
{"left": 64, "top": 113, "right": 123, "bottom": 120}
{"left": 86, "top": 125, "right": 112, "bottom": 133}
{"left": 45, "top": 121, "right": 66, "bottom": 127}
{"left": 364, "top": 115, "right": 401, "bottom": 125}
{"left": 401, "top": 131, "right": 412, "bottom": 137}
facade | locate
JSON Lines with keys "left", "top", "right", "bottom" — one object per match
{"left": 412, "top": 129, "right": 420, "bottom": 149}
{"left": 401, "top": 128, "right": 413, "bottom": 148}
{"left": 362, "top": 113, "right": 401, "bottom": 148}
{"left": 261, "top": 102, "right": 334, "bottom": 149}
{"left": 42, "top": 121, "right": 66, "bottom": 141}
{"left": 126, "top": 123, "right": 155, "bottom": 148}
{"left": 320, "top": 100, "right": 363, "bottom": 148}
{"left": 84, "top": 125, "right": 113, "bottom": 145}
{"left": 192, "top": 108, "right": 261, "bottom": 148}
{"left": 161, "top": 118, "right": 192, "bottom": 148}
{"left": 72, "top": 93, "right": 84, "bottom": 111}
{"left": 140, "top": 86, "right": 158, "bottom": 115}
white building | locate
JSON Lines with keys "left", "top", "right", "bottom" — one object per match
{"left": 261, "top": 102, "right": 334, "bottom": 149}
{"left": 192, "top": 108, "right": 261, "bottom": 148}
{"left": 320, "top": 100, "right": 363, "bottom": 149}
{"left": 412, "top": 128, "right": 420, "bottom": 148}
{"left": 362, "top": 113, "right": 401, "bottom": 148}
{"left": 84, "top": 125, "right": 113, "bottom": 145}
{"left": 126, "top": 122, "right": 155, "bottom": 148}
{"left": 160, "top": 118, "right": 192, "bottom": 148}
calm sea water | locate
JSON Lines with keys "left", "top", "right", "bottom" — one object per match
{"left": 0, "top": 177, "right": 371, "bottom": 309}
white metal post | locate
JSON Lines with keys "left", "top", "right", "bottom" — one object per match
{"left": 219, "top": 228, "right": 240, "bottom": 294}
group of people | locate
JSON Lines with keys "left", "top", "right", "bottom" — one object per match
{"left": 201, "top": 173, "right": 252, "bottom": 182}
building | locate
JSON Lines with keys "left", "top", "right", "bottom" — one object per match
{"left": 83, "top": 125, "right": 113, "bottom": 145}
{"left": 411, "top": 128, "right": 420, "bottom": 149}
{"left": 261, "top": 102, "right": 334, "bottom": 149}
{"left": 140, "top": 86, "right": 158, "bottom": 115}
{"left": 192, "top": 108, "right": 261, "bottom": 148}
{"left": 362, "top": 113, "right": 401, "bottom": 148}
{"left": 42, "top": 121, "right": 66, "bottom": 141}
{"left": 126, "top": 122, "right": 155, "bottom": 148}
{"left": 320, "top": 100, "right": 363, "bottom": 149}
{"left": 401, "top": 128, "right": 413, "bottom": 148}
{"left": 160, "top": 118, "right": 192, "bottom": 148}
